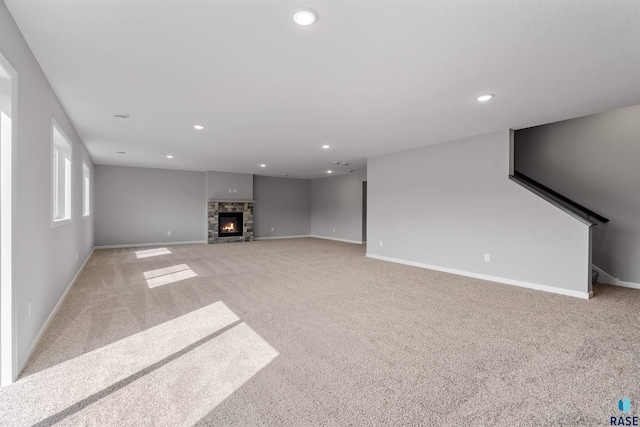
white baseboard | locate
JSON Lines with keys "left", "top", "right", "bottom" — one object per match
{"left": 592, "top": 265, "right": 615, "bottom": 285}
{"left": 614, "top": 280, "right": 640, "bottom": 290}
{"left": 254, "top": 235, "right": 311, "bottom": 241}
{"left": 310, "top": 235, "right": 364, "bottom": 245}
{"left": 366, "top": 253, "right": 591, "bottom": 300}
{"left": 18, "top": 248, "right": 96, "bottom": 375}
{"left": 94, "top": 240, "right": 207, "bottom": 249}
{"left": 591, "top": 265, "right": 640, "bottom": 289}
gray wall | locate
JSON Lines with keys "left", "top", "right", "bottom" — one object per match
{"left": 367, "top": 129, "right": 591, "bottom": 295}
{"left": 95, "top": 165, "right": 205, "bottom": 246}
{"left": 0, "top": 74, "right": 9, "bottom": 112}
{"left": 1, "top": 1, "right": 94, "bottom": 374}
{"left": 253, "top": 175, "right": 310, "bottom": 238}
{"left": 515, "top": 105, "right": 640, "bottom": 284}
{"left": 207, "top": 171, "right": 253, "bottom": 201}
{"left": 311, "top": 172, "right": 366, "bottom": 243}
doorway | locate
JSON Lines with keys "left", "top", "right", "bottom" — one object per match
{"left": 362, "top": 181, "right": 367, "bottom": 243}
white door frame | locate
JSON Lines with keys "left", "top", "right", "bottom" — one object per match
{"left": 0, "top": 51, "right": 18, "bottom": 386}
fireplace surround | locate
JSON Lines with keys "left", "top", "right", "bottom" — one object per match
{"left": 208, "top": 200, "right": 254, "bottom": 243}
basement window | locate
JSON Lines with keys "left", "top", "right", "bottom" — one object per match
{"left": 52, "top": 119, "right": 72, "bottom": 226}
{"left": 82, "top": 162, "right": 90, "bottom": 217}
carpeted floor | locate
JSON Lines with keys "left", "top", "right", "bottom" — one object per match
{"left": 1, "top": 238, "right": 639, "bottom": 426}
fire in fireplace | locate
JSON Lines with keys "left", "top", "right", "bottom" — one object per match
{"left": 218, "top": 212, "right": 243, "bottom": 237}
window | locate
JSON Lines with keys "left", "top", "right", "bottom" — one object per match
{"left": 1, "top": 51, "right": 17, "bottom": 385}
{"left": 52, "top": 119, "right": 72, "bottom": 225}
{"left": 82, "top": 162, "right": 90, "bottom": 217}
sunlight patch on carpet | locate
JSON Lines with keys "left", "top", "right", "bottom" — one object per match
{"left": 135, "top": 247, "right": 171, "bottom": 259}
{"left": 64, "top": 322, "right": 279, "bottom": 426}
{"left": 144, "top": 264, "right": 197, "bottom": 288}
{"left": 0, "top": 302, "right": 257, "bottom": 426}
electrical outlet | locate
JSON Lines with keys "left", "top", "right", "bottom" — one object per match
{"left": 333, "top": 228, "right": 336, "bottom": 233}
{"left": 167, "top": 231, "right": 171, "bottom": 236}
{"left": 271, "top": 227, "right": 274, "bottom": 232}
{"left": 233, "top": 189, "right": 237, "bottom": 193}
{"left": 379, "top": 241, "right": 383, "bottom": 247}
{"left": 484, "top": 254, "right": 490, "bottom": 262}
{"left": 228, "top": 188, "right": 232, "bottom": 193}
{"left": 28, "top": 301, "right": 31, "bottom": 317}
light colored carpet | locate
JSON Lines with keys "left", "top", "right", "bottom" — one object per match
{"left": 1, "top": 238, "right": 639, "bottom": 426}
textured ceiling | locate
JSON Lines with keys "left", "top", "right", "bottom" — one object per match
{"left": 5, "top": 0, "right": 640, "bottom": 179}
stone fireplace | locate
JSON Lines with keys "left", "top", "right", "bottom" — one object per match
{"left": 208, "top": 200, "right": 254, "bottom": 243}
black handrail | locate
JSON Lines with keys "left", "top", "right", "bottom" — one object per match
{"left": 513, "top": 171, "right": 610, "bottom": 223}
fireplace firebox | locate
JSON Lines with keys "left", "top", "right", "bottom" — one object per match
{"left": 218, "top": 212, "right": 243, "bottom": 237}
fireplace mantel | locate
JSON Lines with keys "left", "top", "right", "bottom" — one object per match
{"left": 208, "top": 201, "right": 254, "bottom": 244}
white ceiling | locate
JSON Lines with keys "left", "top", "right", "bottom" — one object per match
{"left": 5, "top": 0, "right": 640, "bottom": 179}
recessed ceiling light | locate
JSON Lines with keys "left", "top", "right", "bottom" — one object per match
{"left": 193, "top": 125, "right": 205, "bottom": 130}
{"left": 327, "top": 170, "right": 332, "bottom": 174}
{"left": 322, "top": 144, "right": 331, "bottom": 149}
{"left": 477, "top": 94, "right": 494, "bottom": 102}
{"left": 114, "top": 114, "right": 129, "bottom": 119}
{"left": 116, "top": 151, "right": 126, "bottom": 154}
{"left": 260, "top": 164, "right": 266, "bottom": 168}
{"left": 292, "top": 8, "right": 318, "bottom": 26}
{"left": 166, "top": 155, "right": 174, "bottom": 159}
